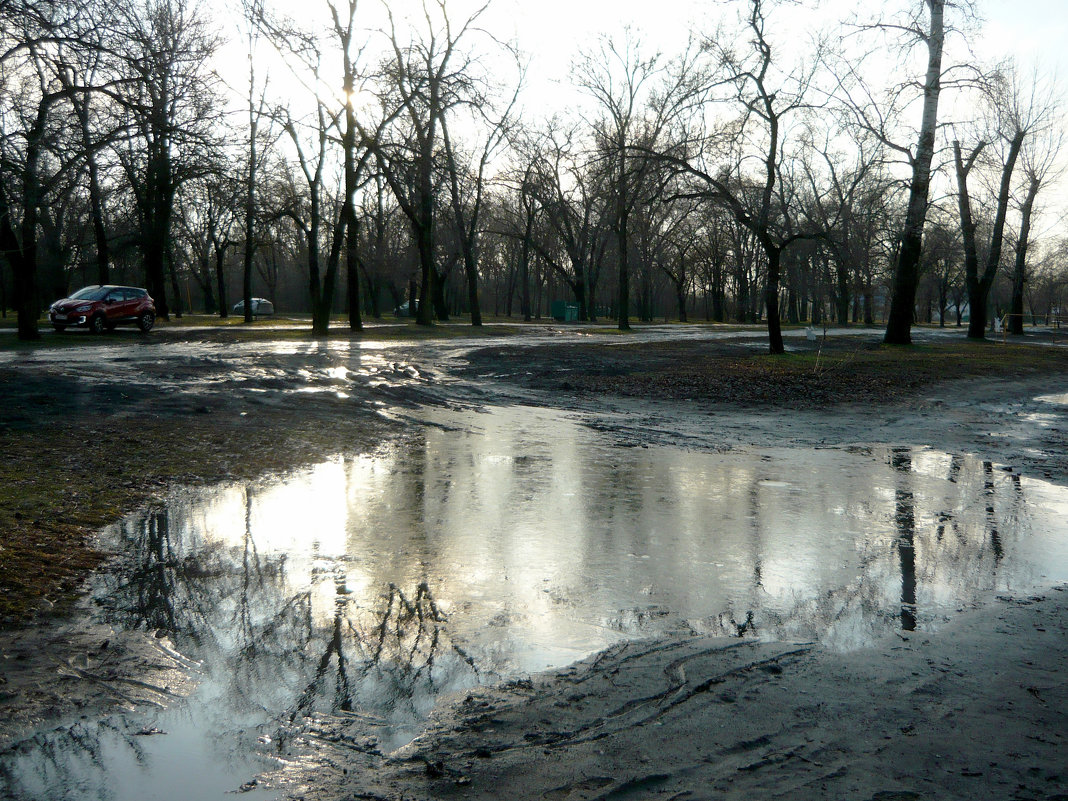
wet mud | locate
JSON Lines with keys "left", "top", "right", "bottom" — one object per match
{"left": 2, "top": 326, "right": 1068, "bottom": 800}
{"left": 296, "top": 588, "right": 1068, "bottom": 801}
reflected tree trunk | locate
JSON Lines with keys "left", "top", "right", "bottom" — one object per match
{"left": 891, "top": 448, "right": 917, "bottom": 632}
{"left": 983, "top": 461, "right": 1004, "bottom": 562}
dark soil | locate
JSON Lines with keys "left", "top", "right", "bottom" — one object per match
{"left": 460, "top": 336, "right": 1068, "bottom": 407}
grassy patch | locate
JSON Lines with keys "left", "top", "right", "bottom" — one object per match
{"left": 0, "top": 409, "right": 392, "bottom": 627}
{"left": 562, "top": 340, "right": 1068, "bottom": 406}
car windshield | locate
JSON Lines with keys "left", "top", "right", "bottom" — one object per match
{"left": 68, "top": 286, "right": 109, "bottom": 301}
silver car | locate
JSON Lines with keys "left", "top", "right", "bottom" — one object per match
{"left": 232, "top": 298, "right": 275, "bottom": 316}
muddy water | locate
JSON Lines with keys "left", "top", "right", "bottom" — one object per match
{"left": 5, "top": 405, "right": 1068, "bottom": 800}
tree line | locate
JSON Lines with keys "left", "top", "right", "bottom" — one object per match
{"left": 1, "top": 0, "right": 1064, "bottom": 350}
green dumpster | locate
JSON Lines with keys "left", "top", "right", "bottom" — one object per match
{"left": 552, "top": 301, "right": 579, "bottom": 322}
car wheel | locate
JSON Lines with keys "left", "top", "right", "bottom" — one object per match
{"left": 137, "top": 312, "right": 155, "bottom": 332}
{"left": 89, "top": 315, "right": 106, "bottom": 334}
{"left": 52, "top": 324, "right": 66, "bottom": 332}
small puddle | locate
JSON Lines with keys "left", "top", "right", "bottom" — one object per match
{"left": 4, "top": 405, "right": 1068, "bottom": 799}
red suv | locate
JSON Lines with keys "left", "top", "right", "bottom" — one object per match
{"left": 49, "top": 285, "right": 156, "bottom": 333}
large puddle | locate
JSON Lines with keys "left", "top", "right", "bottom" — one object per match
{"left": 4, "top": 406, "right": 1068, "bottom": 799}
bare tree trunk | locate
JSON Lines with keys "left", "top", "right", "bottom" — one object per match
{"left": 0, "top": 183, "right": 38, "bottom": 339}
{"left": 415, "top": 191, "right": 435, "bottom": 327}
{"left": 144, "top": 147, "right": 173, "bottom": 320}
{"left": 10, "top": 98, "right": 50, "bottom": 340}
{"left": 432, "top": 265, "right": 449, "bottom": 321}
{"left": 957, "top": 132, "right": 1024, "bottom": 340}
{"left": 338, "top": 6, "right": 362, "bottom": 333}
{"left": 74, "top": 91, "right": 110, "bottom": 285}
{"left": 168, "top": 244, "right": 183, "bottom": 317}
{"left": 197, "top": 255, "right": 217, "bottom": 313}
{"left": 346, "top": 219, "right": 361, "bottom": 331}
{"left": 1009, "top": 176, "right": 1039, "bottom": 335}
{"left": 214, "top": 244, "right": 229, "bottom": 318}
{"left": 765, "top": 246, "right": 785, "bottom": 354}
{"left": 884, "top": 0, "right": 944, "bottom": 345}
{"left": 520, "top": 209, "right": 533, "bottom": 322}
{"left": 615, "top": 152, "right": 631, "bottom": 331}
{"left": 242, "top": 131, "right": 257, "bottom": 324}
{"left": 464, "top": 250, "right": 482, "bottom": 326}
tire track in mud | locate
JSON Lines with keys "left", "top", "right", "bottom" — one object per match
{"left": 283, "top": 591, "right": 1068, "bottom": 801}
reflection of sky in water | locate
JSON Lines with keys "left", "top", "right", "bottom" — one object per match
{"left": 190, "top": 406, "right": 1065, "bottom": 661}
{"left": 5, "top": 405, "right": 1068, "bottom": 801}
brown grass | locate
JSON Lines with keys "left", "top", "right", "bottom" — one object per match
{"left": 560, "top": 340, "right": 1068, "bottom": 406}
{"left": 0, "top": 410, "right": 389, "bottom": 627}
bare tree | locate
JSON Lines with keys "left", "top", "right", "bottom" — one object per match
{"left": 1007, "top": 75, "right": 1063, "bottom": 335}
{"left": 57, "top": 18, "right": 121, "bottom": 287}
{"left": 801, "top": 126, "right": 894, "bottom": 326}
{"left": 176, "top": 173, "right": 238, "bottom": 314}
{"left": 639, "top": 195, "right": 698, "bottom": 322}
{"left": 276, "top": 93, "right": 345, "bottom": 334}
{"left": 833, "top": 0, "right": 980, "bottom": 344}
{"left": 239, "top": 0, "right": 271, "bottom": 324}
{"left": 882, "top": 0, "right": 949, "bottom": 344}
{"left": 520, "top": 122, "right": 611, "bottom": 322}
{"left": 953, "top": 63, "right": 1054, "bottom": 339}
{"left": 575, "top": 31, "right": 701, "bottom": 331}
{"left": 653, "top": 0, "right": 829, "bottom": 353}
{"left": 439, "top": 55, "right": 520, "bottom": 326}
{"left": 364, "top": 0, "right": 493, "bottom": 326}
{"left": 114, "top": 0, "right": 224, "bottom": 321}
{"left": 0, "top": 0, "right": 92, "bottom": 339}
{"left": 325, "top": 0, "right": 377, "bottom": 332}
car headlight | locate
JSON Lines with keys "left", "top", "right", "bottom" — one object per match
{"left": 75, "top": 304, "right": 92, "bottom": 312}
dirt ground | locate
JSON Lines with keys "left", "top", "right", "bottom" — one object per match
{"left": 276, "top": 333, "right": 1068, "bottom": 801}
{"left": 2, "top": 324, "right": 1068, "bottom": 798}
{"left": 285, "top": 589, "right": 1068, "bottom": 801}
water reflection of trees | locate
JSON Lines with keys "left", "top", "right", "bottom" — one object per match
{"left": 25, "top": 442, "right": 1045, "bottom": 794}
{"left": 7, "top": 478, "right": 490, "bottom": 796}
{"left": 289, "top": 581, "right": 482, "bottom": 729}
{"left": 891, "top": 448, "right": 917, "bottom": 631}
{"left": 96, "top": 495, "right": 301, "bottom": 674}
{"left": 882, "top": 449, "right": 1022, "bottom": 634}
{"left": 546, "top": 444, "right": 1046, "bottom": 652}
{"left": 96, "top": 487, "right": 484, "bottom": 746}
{"left": 682, "top": 448, "right": 1036, "bottom": 647}
{"left": 1, "top": 718, "right": 149, "bottom": 801}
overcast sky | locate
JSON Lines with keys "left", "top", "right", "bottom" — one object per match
{"left": 250, "top": 0, "right": 1068, "bottom": 112}
{"left": 435, "top": 0, "right": 1068, "bottom": 133}
{"left": 250, "top": 0, "right": 1068, "bottom": 228}
{"left": 497, "top": 0, "right": 1068, "bottom": 77}
{"left": 498, "top": 0, "right": 1068, "bottom": 229}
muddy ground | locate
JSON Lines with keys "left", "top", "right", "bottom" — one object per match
{"left": 2, "top": 324, "right": 1068, "bottom": 798}
{"left": 287, "top": 589, "right": 1068, "bottom": 801}
{"left": 287, "top": 332, "right": 1068, "bottom": 801}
